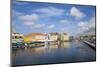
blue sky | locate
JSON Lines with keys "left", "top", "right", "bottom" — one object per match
{"left": 12, "top": 1, "right": 96, "bottom": 36}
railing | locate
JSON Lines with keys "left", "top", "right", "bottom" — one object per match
{"left": 83, "top": 40, "right": 96, "bottom": 50}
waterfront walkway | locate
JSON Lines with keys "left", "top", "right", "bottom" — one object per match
{"left": 82, "top": 40, "right": 96, "bottom": 50}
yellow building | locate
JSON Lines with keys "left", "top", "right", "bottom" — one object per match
{"left": 24, "top": 32, "right": 69, "bottom": 43}
{"left": 24, "top": 33, "right": 47, "bottom": 43}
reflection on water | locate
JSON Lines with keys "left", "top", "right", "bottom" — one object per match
{"left": 44, "top": 41, "right": 70, "bottom": 48}
{"left": 12, "top": 41, "right": 96, "bottom": 66}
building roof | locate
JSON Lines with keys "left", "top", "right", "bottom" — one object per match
{"left": 63, "top": 33, "right": 68, "bottom": 35}
{"left": 49, "top": 32, "right": 59, "bottom": 35}
{"left": 24, "top": 33, "right": 47, "bottom": 37}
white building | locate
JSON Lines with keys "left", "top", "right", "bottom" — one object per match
{"left": 61, "top": 32, "right": 69, "bottom": 41}
{"left": 12, "top": 33, "right": 24, "bottom": 44}
{"left": 49, "top": 32, "right": 59, "bottom": 41}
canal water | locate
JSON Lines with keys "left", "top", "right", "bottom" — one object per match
{"left": 12, "top": 40, "right": 96, "bottom": 66}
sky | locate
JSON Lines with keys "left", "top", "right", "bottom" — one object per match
{"left": 12, "top": 1, "right": 96, "bottom": 36}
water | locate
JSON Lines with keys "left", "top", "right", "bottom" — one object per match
{"left": 12, "top": 40, "right": 96, "bottom": 66}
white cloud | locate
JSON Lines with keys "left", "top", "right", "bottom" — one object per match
{"left": 78, "top": 16, "right": 95, "bottom": 34}
{"left": 19, "top": 14, "right": 38, "bottom": 22}
{"left": 24, "top": 22, "right": 46, "bottom": 29}
{"left": 89, "top": 17, "right": 95, "bottom": 28}
{"left": 23, "top": 22, "right": 35, "bottom": 26}
{"left": 78, "top": 21, "right": 86, "bottom": 27}
{"left": 13, "top": 11, "right": 22, "bottom": 15}
{"left": 47, "top": 24, "right": 55, "bottom": 29}
{"left": 33, "top": 24, "right": 46, "bottom": 29}
{"left": 60, "top": 20, "right": 69, "bottom": 24}
{"left": 70, "top": 7, "right": 86, "bottom": 20}
{"left": 78, "top": 21, "right": 89, "bottom": 31}
{"left": 61, "top": 28, "right": 66, "bottom": 31}
{"left": 12, "top": 10, "right": 23, "bottom": 17}
{"left": 85, "top": 17, "right": 95, "bottom": 35}
{"left": 18, "top": 13, "right": 46, "bottom": 29}
{"left": 34, "top": 6, "right": 65, "bottom": 17}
